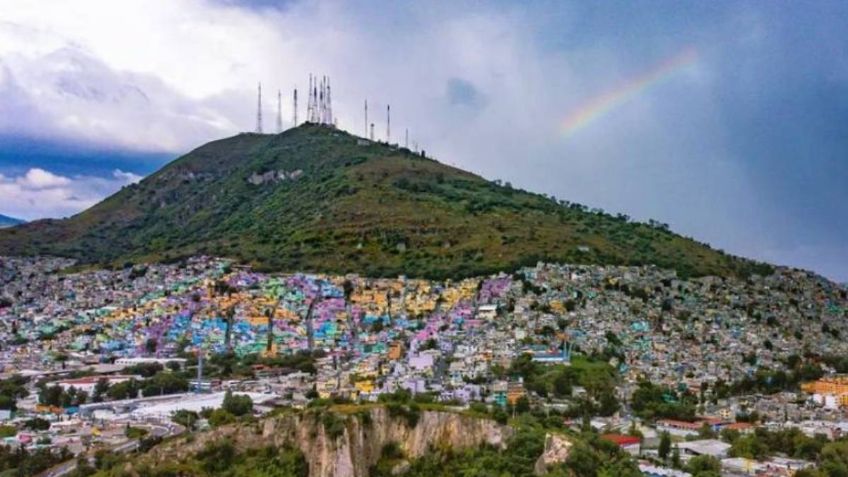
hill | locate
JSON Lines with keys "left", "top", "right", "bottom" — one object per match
{"left": 0, "top": 124, "right": 771, "bottom": 279}
{"left": 0, "top": 214, "right": 24, "bottom": 228}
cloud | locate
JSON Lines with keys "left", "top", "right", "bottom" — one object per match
{"left": 17, "top": 168, "right": 70, "bottom": 189}
{"left": 0, "top": 167, "right": 140, "bottom": 220}
{"left": 446, "top": 78, "right": 486, "bottom": 109}
{"left": 0, "top": 1, "right": 844, "bottom": 280}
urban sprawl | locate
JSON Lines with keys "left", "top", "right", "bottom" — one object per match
{"left": 1, "top": 256, "right": 847, "bottom": 476}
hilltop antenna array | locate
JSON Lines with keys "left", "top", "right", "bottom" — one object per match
{"left": 304, "top": 74, "right": 334, "bottom": 126}
{"left": 256, "top": 82, "right": 263, "bottom": 134}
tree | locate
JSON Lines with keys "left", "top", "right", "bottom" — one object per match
{"left": 171, "top": 410, "right": 199, "bottom": 431}
{"left": 222, "top": 390, "right": 253, "bottom": 417}
{"left": 92, "top": 378, "right": 110, "bottom": 403}
{"left": 38, "top": 385, "right": 60, "bottom": 407}
{"left": 658, "top": 431, "right": 671, "bottom": 461}
{"left": 698, "top": 422, "right": 717, "bottom": 439}
{"left": 108, "top": 379, "right": 140, "bottom": 400}
{"left": 514, "top": 396, "right": 531, "bottom": 414}
{"left": 141, "top": 372, "right": 189, "bottom": 397}
{"left": 685, "top": 455, "right": 721, "bottom": 477}
{"left": 145, "top": 337, "right": 158, "bottom": 354}
{"left": 24, "top": 418, "right": 50, "bottom": 431}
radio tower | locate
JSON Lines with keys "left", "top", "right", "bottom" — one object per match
{"left": 386, "top": 105, "right": 391, "bottom": 143}
{"left": 276, "top": 90, "right": 282, "bottom": 133}
{"left": 306, "top": 75, "right": 313, "bottom": 123}
{"left": 405, "top": 128, "right": 409, "bottom": 148}
{"left": 292, "top": 88, "right": 298, "bottom": 127}
{"left": 312, "top": 78, "right": 319, "bottom": 123}
{"left": 325, "top": 77, "right": 333, "bottom": 125}
{"left": 370, "top": 123, "right": 375, "bottom": 141}
{"left": 315, "top": 77, "right": 326, "bottom": 124}
{"left": 256, "top": 82, "right": 263, "bottom": 134}
{"left": 364, "top": 100, "right": 368, "bottom": 138}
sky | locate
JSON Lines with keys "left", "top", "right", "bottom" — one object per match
{"left": 0, "top": 0, "right": 846, "bottom": 281}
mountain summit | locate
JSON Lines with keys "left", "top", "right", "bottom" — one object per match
{"left": 0, "top": 124, "right": 770, "bottom": 279}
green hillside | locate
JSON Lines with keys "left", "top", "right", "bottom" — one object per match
{"left": 0, "top": 124, "right": 771, "bottom": 279}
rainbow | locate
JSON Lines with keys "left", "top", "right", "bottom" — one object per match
{"left": 561, "top": 47, "right": 699, "bottom": 137}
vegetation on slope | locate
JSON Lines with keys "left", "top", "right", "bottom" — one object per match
{"left": 0, "top": 124, "right": 772, "bottom": 279}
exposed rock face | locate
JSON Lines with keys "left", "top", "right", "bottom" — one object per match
{"left": 534, "top": 433, "right": 573, "bottom": 475}
{"left": 147, "top": 407, "right": 512, "bottom": 477}
{"left": 247, "top": 169, "right": 304, "bottom": 185}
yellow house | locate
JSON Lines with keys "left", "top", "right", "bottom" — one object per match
{"left": 354, "top": 378, "right": 376, "bottom": 394}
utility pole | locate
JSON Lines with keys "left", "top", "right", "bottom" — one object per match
{"left": 196, "top": 349, "right": 203, "bottom": 394}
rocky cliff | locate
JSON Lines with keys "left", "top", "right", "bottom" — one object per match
{"left": 144, "top": 407, "right": 512, "bottom": 477}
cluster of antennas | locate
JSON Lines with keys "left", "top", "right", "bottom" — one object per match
{"left": 306, "top": 74, "right": 334, "bottom": 125}
{"left": 253, "top": 75, "right": 422, "bottom": 154}
{"left": 255, "top": 75, "right": 335, "bottom": 134}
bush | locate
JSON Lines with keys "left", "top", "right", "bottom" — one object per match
{"left": 322, "top": 413, "right": 346, "bottom": 440}
{"left": 125, "top": 426, "right": 149, "bottom": 439}
{"left": 208, "top": 409, "right": 236, "bottom": 428}
{"left": 222, "top": 390, "right": 253, "bottom": 417}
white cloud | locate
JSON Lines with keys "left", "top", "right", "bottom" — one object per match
{"left": 16, "top": 168, "right": 71, "bottom": 189}
{"left": 111, "top": 169, "right": 143, "bottom": 184}
{"left": 0, "top": 1, "right": 574, "bottom": 156}
{"left": 0, "top": 168, "right": 139, "bottom": 220}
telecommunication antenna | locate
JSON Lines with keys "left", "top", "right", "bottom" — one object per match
{"left": 256, "top": 82, "right": 263, "bottom": 134}
{"left": 276, "top": 90, "right": 282, "bottom": 133}
{"left": 292, "top": 88, "right": 298, "bottom": 127}
{"left": 306, "top": 75, "right": 313, "bottom": 123}
{"left": 312, "top": 78, "right": 319, "bottom": 123}
{"left": 405, "top": 128, "right": 409, "bottom": 149}
{"left": 386, "top": 105, "right": 391, "bottom": 143}
{"left": 315, "top": 78, "right": 326, "bottom": 124}
{"left": 364, "top": 100, "right": 368, "bottom": 138}
{"left": 370, "top": 123, "right": 375, "bottom": 141}
{"left": 325, "top": 77, "right": 333, "bottom": 125}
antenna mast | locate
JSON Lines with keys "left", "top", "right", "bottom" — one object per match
{"left": 386, "top": 105, "right": 391, "bottom": 143}
{"left": 326, "top": 77, "right": 333, "bottom": 126}
{"left": 276, "top": 90, "right": 282, "bottom": 133}
{"left": 316, "top": 76, "right": 326, "bottom": 124}
{"left": 405, "top": 128, "right": 409, "bottom": 149}
{"left": 256, "top": 82, "right": 263, "bottom": 134}
{"left": 306, "top": 75, "right": 313, "bottom": 123}
{"left": 364, "top": 100, "right": 368, "bottom": 138}
{"left": 312, "top": 77, "right": 319, "bottom": 123}
{"left": 293, "top": 88, "right": 298, "bottom": 127}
